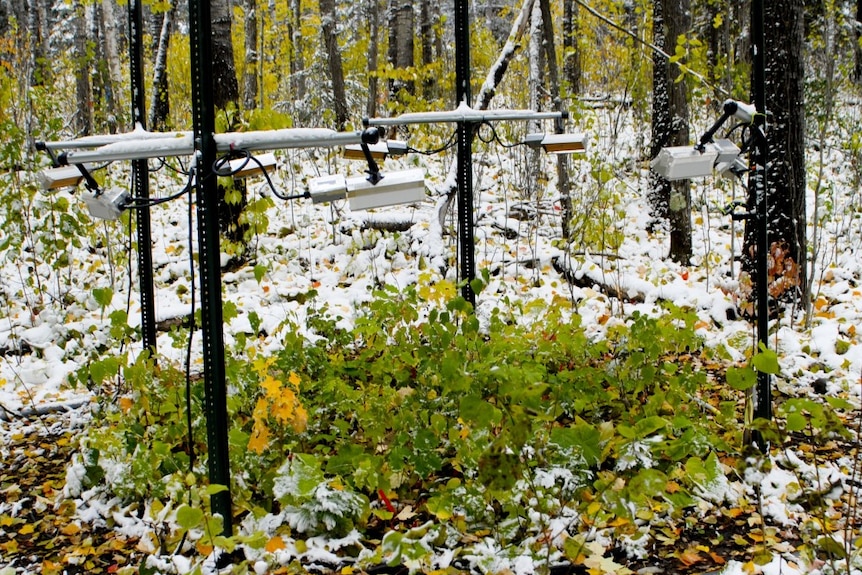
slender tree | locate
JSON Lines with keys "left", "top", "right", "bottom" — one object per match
{"left": 320, "top": 0, "right": 349, "bottom": 129}
{"left": 367, "top": 0, "right": 381, "bottom": 117}
{"left": 211, "top": 0, "right": 240, "bottom": 110}
{"left": 649, "top": 0, "right": 692, "bottom": 263}
{"left": 149, "top": 2, "right": 178, "bottom": 131}
{"left": 387, "top": 0, "right": 415, "bottom": 99}
{"left": 742, "top": 0, "right": 807, "bottom": 307}
{"left": 243, "top": 0, "right": 259, "bottom": 110}
{"left": 855, "top": 0, "right": 862, "bottom": 84}
{"left": 27, "top": 0, "right": 51, "bottom": 87}
{"left": 562, "top": 0, "right": 581, "bottom": 95}
{"left": 98, "top": 0, "right": 123, "bottom": 132}
{"left": 74, "top": 0, "right": 94, "bottom": 136}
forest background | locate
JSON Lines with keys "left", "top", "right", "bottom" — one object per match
{"left": 2, "top": 0, "right": 862, "bottom": 574}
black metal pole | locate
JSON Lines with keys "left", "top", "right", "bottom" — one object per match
{"left": 189, "top": 0, "right": 234, "bottom": 534}
{"left": 129, "top": 0, "right": 157, "bottom": 358}
{"left": 751, "top": 0, "right": 771, "bottom": 448}
{"left": 455, "top": 0, "right": 476, "bottom": 306}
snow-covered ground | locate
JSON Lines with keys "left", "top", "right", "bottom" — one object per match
{"left": 1, "top": 101, "right": 861, "bottom": 573}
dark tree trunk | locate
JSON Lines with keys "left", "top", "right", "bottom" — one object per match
{"left": 28, "top": 0, "right": 51, "bottom": 87}
{"left": 74, "top": 0, "right": 93, "bottom": 136}
{"left": 243, "top": 0, "right": 259, "bottom": 110}
{"left": 367, "top": 0, "right": 381, "bottom": 117}
{"left": 211, "top": 0, "right": 240, "bottom": 110}
{"left": 562, "top": 0, "right": 581, "bottom": 95}
{"left": 742, "top": 0, "right": 807, "bottom": 306}
{"left": 420, "top": 0, "right": 435, "bottom": 98}
{"left": 649, "top": 0, "right": 692, "bottom": 264}
{"left": 290, "top": 0, "right": 306, "bottom": 99}
{"left": 320, "top": 0, "right": 349, "bottom": 129}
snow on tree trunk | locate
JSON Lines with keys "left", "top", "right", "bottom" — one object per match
{"left": 211, "top": 0, "right": 240, "bottom": 110}
{"left": 149, "top": 3, "right": 177, "bottom": 131}
{"left": 742, "top": 0, "right": 807, "bottom": 308}
{"left": 99, "top": 0, "right": 123, "bottom": 132}
{"left": 366, "top": 0, "right": 381, "bottom": 118}
{"left": 435, "top": 0, "right": 535, "bottom": 233}
{"left": 648, "top": 0, "right": 692, "bottom": 264}
{"left": 243, "top": 0, "right": 259, "bottom": 110}
{"left": 320, "top": 0, "right": 348, "bottom": 129}
{"left": 387, "top": 0, "right": 415, "bottom": 100}
{"left": 74, "top": 0, "right": 93, "bottom": 136}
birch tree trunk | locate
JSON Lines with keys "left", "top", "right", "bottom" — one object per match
{"left": 243, "top": 0, "right": 259, "bottom": 110}
{"left": 99, "top": 0, "right": 123, "bottom": 132}
{"left": 320, "top": 0, "right": 349, "bottom": 129}
{"left": 388, "top": 0, "right": 415, "bottom": 99}
{"left": 290, "top": 0, "right": 306, "bottom": 99}
{"left": 149, "top": 2, "right": 177, "bottom": 131}
{"left": 74, "top": 0, "right": 94, "bottom": 136}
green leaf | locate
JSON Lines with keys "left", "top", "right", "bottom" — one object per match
{"left": 176, "top": 504, "right": 204, "bottom": 530}
{"left": 751, "top": 348, "right": 780, "bottom": 374}
{"left": 551, "top": 423, "right": 603, "bottom": 467}
{"left": 92, "top": 287, "right": 113, "bottom": 308}
{"left": 785, "top": 412, "right": 807, "bottom": 432}
{"left": 726, "top": 365, "right": 756, "bottom": 391}
{"left": 206, "top": 484, "right": 229, "bottom": 495}
{"left": 253, "top": 264, "right": 267, "bottom": 284}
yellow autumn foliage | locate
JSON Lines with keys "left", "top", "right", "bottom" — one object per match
{"left": 248, "top": 363, "right": 308, "bottom": 454}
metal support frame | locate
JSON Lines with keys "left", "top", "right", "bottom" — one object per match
{"left": 455, "top": 0, "right": 475, "bottom": 305}
{"left": 751, "top": 0, "right": 771, "bottom": 450}
{"left": 129, "top": 0, "right": 157, "bottom": 358}
{"left": 189, "top": 0, "right": 233, "bottom": 535}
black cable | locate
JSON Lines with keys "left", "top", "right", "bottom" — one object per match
{"left": 185, "top": 170, "right": 197, "bottom": 473}
{"left": 124, "top": 169, "right": 195, "bottom": 208}
{"left": 214, "top": 149, "right": 310, "bottom": 201}
{"left": 406, "top": 130, "right": 459, "bottom": 155}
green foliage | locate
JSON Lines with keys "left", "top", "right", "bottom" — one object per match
{"left": 74, "top": 281, "right": 751, "bottom": 570}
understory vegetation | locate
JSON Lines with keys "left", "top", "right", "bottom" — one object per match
{"left": 62, "top": 279, "right": 858, "bottom": 574}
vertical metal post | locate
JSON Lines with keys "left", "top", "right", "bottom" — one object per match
{"left": 455, "top": 0, "right": 476, "bottom": 306}
{"left": 751, "top": 0, "right": 771, "bottom": 448}
{"left": 129, "top": 0, "right": 157, "bottom": 358}
{"left": 188, "top": 0, "right": 234, "bottom": 534}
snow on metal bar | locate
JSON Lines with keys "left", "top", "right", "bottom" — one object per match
{"left": 53, "top": 128, "right": 368, "bottom": 165}
{"left": 366, "top": 102, "right": 565, "bottom": 126}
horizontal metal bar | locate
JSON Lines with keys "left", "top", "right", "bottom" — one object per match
{"left": 366, "top": 105, "right": 565, "bottom": 126}
{"left": 55, "top": 128, "right": 368, "bottom": 165}
{"left": 39, "top": 125, "right": 191, "bottom": 150}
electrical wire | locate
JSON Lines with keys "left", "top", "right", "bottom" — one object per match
{"left": 213, "top": 150, "right": 309, "bottom": 201}
{"left": 405, "top": 130, "right": 459, "bottom": 155}
{"left": 184, "top": 171, "right": 197, "bottom": 474}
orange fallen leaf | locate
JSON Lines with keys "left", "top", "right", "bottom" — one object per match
{"left": 266, "top": 535, "right": 287, "bottom": 553}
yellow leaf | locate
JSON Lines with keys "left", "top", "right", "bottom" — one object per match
{"left": 60, "top": 523, "right": 81, "bottom": 536}
{"left": 248, "top": 423, "right": 270, "bottom": 454}
{"left": 262, "top": 375, "right": 282, "bottom": 397}
{"left": 19, "top": 523, "right": 35, "bottom": 535}
{"left": 265, "top": 536, "right": 286, "bottom": 553}
{"left": 288, "top": 372, "right": 301, "bottom": 388}
{"left": 119, "top": 397, "right": 134, "bottom": 413}
{"left": 197, "top": 541, "right": 214, "bottom": 555}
